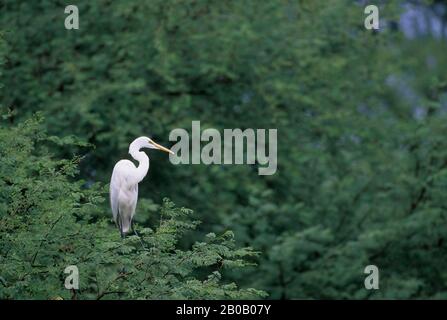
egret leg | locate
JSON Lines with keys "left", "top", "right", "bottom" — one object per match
{"left": 117, "top": 213, "right": 125, "bottom": 239}
{"left": 131, "top": 222, "right": 147, "bottom": 250}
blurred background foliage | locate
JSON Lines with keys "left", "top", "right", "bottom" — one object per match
{"left": 1, "top": 0, "right": 447, "bottom": 298}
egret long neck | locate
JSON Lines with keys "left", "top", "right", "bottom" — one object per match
{"left": 130, "top": 150, "right": 149, "bottom": 184}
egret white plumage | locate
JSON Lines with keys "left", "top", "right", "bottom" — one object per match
{"left": 110, "top": 136, "right": 173, "bottom": 238}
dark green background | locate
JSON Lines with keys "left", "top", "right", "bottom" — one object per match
{"left": 1, "top": 0, "right": 447, "bottom": 299}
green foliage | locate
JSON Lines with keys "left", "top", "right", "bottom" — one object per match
{"left": 0, "top": 115, "right": 265, "bottom": 299}
{"left": 2, "top": 0, "right": 447, "bottom": 299}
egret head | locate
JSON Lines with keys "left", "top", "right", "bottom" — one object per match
{"left": 129, "top": 136, "right": 174, "bottom": 155}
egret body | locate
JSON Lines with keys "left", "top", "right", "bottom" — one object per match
{"left": 110, "top": 136, "right": 173, "bottom": 237}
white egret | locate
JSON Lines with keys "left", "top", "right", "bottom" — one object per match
{"left": 110, "top": 136, "right": 173, "bottom": 238}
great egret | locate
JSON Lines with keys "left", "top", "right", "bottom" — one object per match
{"left": 110, "top": 136, "right": 173, "bottom": 238}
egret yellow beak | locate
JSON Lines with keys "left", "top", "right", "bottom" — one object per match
{"left": 153, "top": 141, "right": 174, "bottom": 155}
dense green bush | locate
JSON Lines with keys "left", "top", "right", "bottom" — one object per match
{"left": 0, "top": 114, "right": 265, "bottom": 299}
